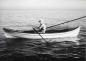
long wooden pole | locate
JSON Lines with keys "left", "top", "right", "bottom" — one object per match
{"left": 47, "top": 16, "right": 86, "bottom": 29}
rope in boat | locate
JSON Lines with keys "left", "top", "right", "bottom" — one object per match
{"left": 47, "top": 16, "right": 86, "bottom": 29}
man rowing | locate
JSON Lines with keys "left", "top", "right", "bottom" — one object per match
{"left": 38, "top": 19, "right": 46, "bottom": 33}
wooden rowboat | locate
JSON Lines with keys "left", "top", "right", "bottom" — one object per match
{"left": 3, "top": 26, "right": 80, "bottom": 44}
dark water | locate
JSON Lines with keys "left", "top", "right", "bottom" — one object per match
{"left": 0, "top": 27, "right": 86, "bottom": 61}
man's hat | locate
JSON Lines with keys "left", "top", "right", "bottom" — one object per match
{"left": 39, "top": 19, "right": 44, "bottom": 23}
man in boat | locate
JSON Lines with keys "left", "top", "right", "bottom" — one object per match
{"left": 38, "top": 19, "right": 46, "bottom": 33}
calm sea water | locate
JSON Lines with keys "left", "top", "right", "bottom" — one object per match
{"left": 0, "top": 9, "right": 86, "bottom": 61}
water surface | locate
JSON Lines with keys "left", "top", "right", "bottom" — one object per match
{"left": 0, "top": 9, "right": 86, "bottom": 61}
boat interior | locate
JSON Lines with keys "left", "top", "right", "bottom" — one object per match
{"left": 3, "top": 26, "right": 79, "bottom": 33}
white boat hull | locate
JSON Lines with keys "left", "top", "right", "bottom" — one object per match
{"left": 3, "top": 27, "right": 80, "bottom": 44}
{"left": 4, "top": 27, "right": 80, "bottom": 38}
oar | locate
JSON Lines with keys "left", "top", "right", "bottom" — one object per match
{"left": 47, "top": 16, "right": 86, "bottom": 29}
{"left": 32, "top": 27, "right": 47, "bottom": 42}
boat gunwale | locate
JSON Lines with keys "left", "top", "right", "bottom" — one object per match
{"left": 4, "top": 26, "right": 80, "bottom": 34}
